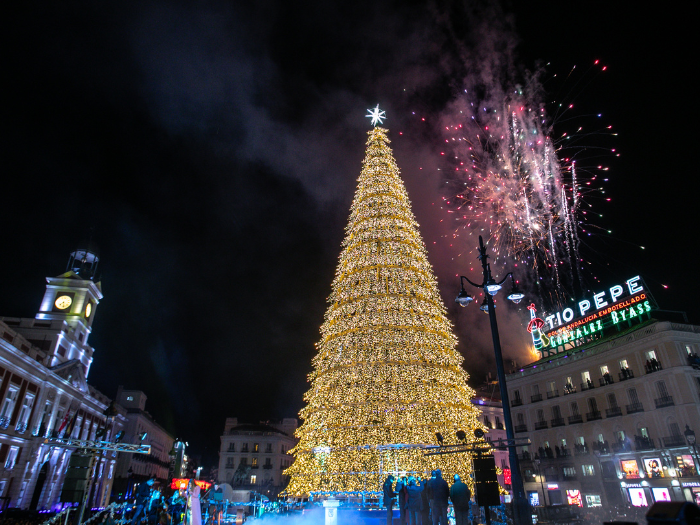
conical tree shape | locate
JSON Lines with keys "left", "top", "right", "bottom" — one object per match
{"left": 285, "top": 127, "right": 482, "bottom": 496}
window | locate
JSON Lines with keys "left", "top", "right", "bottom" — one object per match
{"left": 250, "top": 475, "right": 256, "bottom": 484}
{"left": 265, "top": 443, "right": 272, "bottom": 453}
{"left": 1, "top": 387, "right": 19, "bottom": 419}
{"left": 565, "top": 376, "right": 574, "bottom": 387}
{"left": 241, "top": 444, "right": 249, "bottom": 452}
{"left": 588, "top": 398, "right": 598, "bottom": 412}
{"left": 17, "top": 394, "right": 35, "bottom": 427}
{"left": 126, "top": 396, "right": 134, "bottom": 401}
{"left": 582, "top": 371, "right": 591, "bottom": 382}
{"left": 607, "top": 393, "right": 618, "bottom": 408}
{"left": 628, "top": 388, "right": 640, "bottom": 404}
{"left": 619, "top": 359, "right": 629, "bottom": 369}
{"left": 552, "top": 406, "right": 562, "bottom": 419}
{"left": 582, "top": 465, "right": 595, "bottom": 476}
{"left": 561, "top": 439, "right": 567, "bottom": 447}
{"left": 616, "top": 431, "right": 626, "bottom": 442}
{"left": 495, "top": 416, "right": 502, "bottom": 429}
{"left": 533, "top": 384, "right": 540, "bottom": 394}
{"left": 517, "top": 413, "right": 525, "bottom": 425}
{"left": 570, "top": 402, "right": 579, "bottom": 416}
{"left": 585, "top": 495, "right": 602, "bottom": 507}
{"left": 670, "top": 422, "right": 681, "bottom": 437}
{"left": 225, "top": 458, "right": 234, "bottom": 468}
{"left": 265, "top": 458, "right": 272, "bottom": 466}
{"left": 514, "top": 390, "right": 522, "bottom": 402}
{"left": 251, "top": 458, "right": 258, "bottom": 467}
{"left": 646, "top": 350, "right": 657, "bottom": 361}
{"left": 253, "top": 443, "right": 259, "bottom": 452}
{"left": 484, "top": 416, "right": 492, "bottom": 428}
{"left": 239, "top": 458, "right": 248, "bottom": 466}
{"left": 228, "top": 443, "right": 235, "bottom": 452}
{"left": 600, "top": 365, "right": 609, "bottom": 375}
{"left": 563, "top": 467, "right": 576, "bottom": 477}
{"left": 639, "top": 427, "right": 649, "bottom": 438}
{"left": 537, "top": 409, "right": 545, "bottom": 422}
{"left": 547, "top": 381, "right": 556, "bottom": 392}
{"left": 656, "top": 381, "right": 669, "bottom": 398}
{"left": 686, "top": 345, "right": 693, "bottom": 355}
{"left": 4, "top": 446, "right": 19, "bottom": 469}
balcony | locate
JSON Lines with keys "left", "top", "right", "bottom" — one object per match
{"left": 546, "top": 390, "right": 559, "bottom": 399}
{"left": 618, "top": 369, "right": 635, "bottom": 381}
{"left": 662, "top": 435, "right": 687, "bottom": 448}
{"left": 574, "top": 444, "right": 589, "bottom": 456}
{"left": 626, "top": 402, "right": 644, "bottom": 414}
{"left": 634, "top": 436, "right": 655, "bottom": 451}
{"left": 250, "top": 464, "right": 259, "bottom": 469}
{"left": 586, "top": 410, "right": 602, "bottom": 421}
{"left": 612, "top": 441, "right": 633, "bottom": 453}
{"left": 14, "top": 422, "right": 28, "bottom": 434}
{"left": 599, "top": 375, "right": 614, "bottom": 387}
{"left": 654, "top": 396, "right": 674, "bottom": 408}
{"left": 605, "top": 407, "right": 623, "bottom": 418}
{"left": 512, "top": 398, "right": 523, "bottom": 407}
{"left": 563, "top": 474, "right": 578, "bottom": 481}
{"left": 535, "top": 420, "right": 549, "bottom": 430}
{"left": 568, "top": 414, "right": 583, "bottom": 425}
{"left": 645, "top": 361, "right": 663, "bottom": 374}
{"left": 581, "top": 382, "right": 595, "bottom": 391}
{"left": 514, "top": 424, "right": 528, "bottom": 433}
{"left": 263, "top": 464, "right": 273, "bottom": 469}
{"left": 0, "top": 416, "right": 10, "bottom": 430}
{"left": 531, "top": 393, "right": 543, "bottom": 403}
{"left": 551, "top": 417, "right": 566, "bottom": 427}
{"left": 563, "top": 385, "right": 577, "bottom": 395}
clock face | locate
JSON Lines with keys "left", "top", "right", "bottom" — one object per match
{"left": 54, "top": 295, "right": 72, "bottom": 310}
{"left": 85, "top": 302, "right": 92, "bottom": 318}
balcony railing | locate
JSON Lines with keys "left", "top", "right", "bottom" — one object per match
{"left": 662, "top": 435, "right": 687, "bottom": 448}
{"left": 512, "top": 398, "right": 523, "bottom": 407}
{"left": 586, "top": 410, "right": 602, "bottom": 421}
{"left": 14, "top": 422, "right": 27, "bottom": 434}
{"left": 514, "top": 424, "right": 528, "bottom": 433}
{"left": 654, "top": 396, "right": 674, "bottom": 408}
{"left": 546, "top": 390, "right": 559, "bottom": 399}
{"left": 531, "top": 393, "right": 543, "bottom": 403}
{"left": 645, "top": 361, "right": 663, "bottom": 374}
{"left": 263, "top": 464, "right": 273, "bottom": 469}
{"left": 563, "top": 384, "right": 577, "bottom": 395}
{"left": 618, "top": 369, "right": 635, "bottom": 381}
{"left": 612, "top": 441, "right": 633, "bottom": 453}
{"left": 605, "top": 407, "right": 623, "bottom": 418}
{"left": 581, "top": 382, "right": 595, "bottom": 391}
{"left": 0, "top": 416, "right": 10, "bottom": 429}
{"left": 634, "top": 436, "right": 655, "bottom": 451}
{"left": 535, "top": 420, "right": 549, "bottom": 430}
{"left": 551, "top": 417, "right": 566, "bottom": 427}
{"left": 599, "top": 375, "right": 614, "bottom": 386}
{"left": 568, "top": 414, "right": 583, "bottom": 424}
{"left": 626, "top": 402, "right": 644, "bottom": 414}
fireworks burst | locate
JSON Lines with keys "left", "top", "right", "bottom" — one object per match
{"left": 439, "top": 61, "right": 615, "bottom": 308}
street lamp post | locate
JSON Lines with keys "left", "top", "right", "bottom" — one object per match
{"left": 455, "top": 235, "right": 529, "bottom": 525}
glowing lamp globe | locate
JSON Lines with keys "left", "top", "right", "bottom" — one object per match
{"left": 479, "top": 297, "right": 494, "bottom": 313}
{"left": 507, "top": 291, "right": 525, "bottom": 304}
{"left": 485, "top": 280, "right": 502, "bottom": 296}
{"left": 455, "top": 288, "right": 474, "bottom": 307}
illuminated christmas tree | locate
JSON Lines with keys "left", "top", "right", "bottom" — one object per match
{"left": 285, "top": 116, "right": 482, "bottom": 496}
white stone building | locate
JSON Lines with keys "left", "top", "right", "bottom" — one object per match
{"left": 217, "top": 418, "right": 297, "bottom": 499}
{"left": 506, "top": 319, "right": 700, "bottom": 510}
{"left": 0, "top": 248, "right": 126, "bottom": 510}
{"left": 112, "top": 388, "right": 175, "bottom": 498}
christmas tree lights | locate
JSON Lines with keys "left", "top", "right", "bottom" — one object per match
{"left": 285, "top": 127, "right": 482, "bottom": 496}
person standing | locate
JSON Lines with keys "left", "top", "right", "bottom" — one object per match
{"left": 429, "top": 470, "right": 449, "bottom": 525}
{"left": 187, "top": 480, "right": 202, "bottom": 525}
{"left": 397, "top": 476, "right": 408, "bottom": 525}
{"left": 420, "top": 477, "right": 431, "bottom": 525}
{"left": 131, "top": 478, "right": 155, "bottom": 525}
{"left": 406, "top": 477, "right": 424, "bottom": 525}
{"left": 383, "top": 475, "right": 397, "bottom": 525}
{"left": 449, "top": 475, "right": 471, "bottom": 525}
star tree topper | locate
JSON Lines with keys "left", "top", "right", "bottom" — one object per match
{"left": 366, "top": 105, "right": 386, "bottom": 127}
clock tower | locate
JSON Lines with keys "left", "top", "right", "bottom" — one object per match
{"left": 35, "top": 246, "right": 104, "bottom": 375}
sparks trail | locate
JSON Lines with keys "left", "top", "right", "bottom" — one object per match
{"left": 436, "top": 61, "right": 615, "bottom": 310}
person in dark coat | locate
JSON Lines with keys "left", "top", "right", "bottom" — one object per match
{"left": 420, "top": 477, "right": 431, "bottom": 525}
{"left": 429, "top": 470, "right": 449, "bottom": 525}
{"left": 397, "top": 476, "right": 408, "bottom": 525}
{"left": 132, "top": 478, "right": 155, "bottom": 525}
{"left": 383, "top": 475, "right": 397, "bottom": 525}
{"left": 406, "top": 477, "right": 424, "bottom": 525}
{"left": 449, "top": 475, "right": 471, "bottom": 525}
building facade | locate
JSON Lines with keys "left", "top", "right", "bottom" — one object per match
{"left": 0, "top": 249, "right": 126, "bottom": 510}
{"left": 217, "top": 418, "right": 297, "bottom": 499}
{"left": 112, "top": 388, "right": 175, "bottom": 499}
{"left": 506, "top": 319, "right": 700, "bottom": 510}
{"left": 472, "top": 384, "right": 510, "bottom": 496}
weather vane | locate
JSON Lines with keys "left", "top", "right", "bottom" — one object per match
{"left": 366, "top": 105, "right": 386, "bottom": 127}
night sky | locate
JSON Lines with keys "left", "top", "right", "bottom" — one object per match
{"left": 2, "top": 0, "right": 694, "bottom": 466}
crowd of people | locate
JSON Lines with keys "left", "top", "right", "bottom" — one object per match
{"left": 382, "top": 470, "right": 472, "bottom": 525}
{"left": 125, "top": 477, "right": 204, "bottom": 525}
